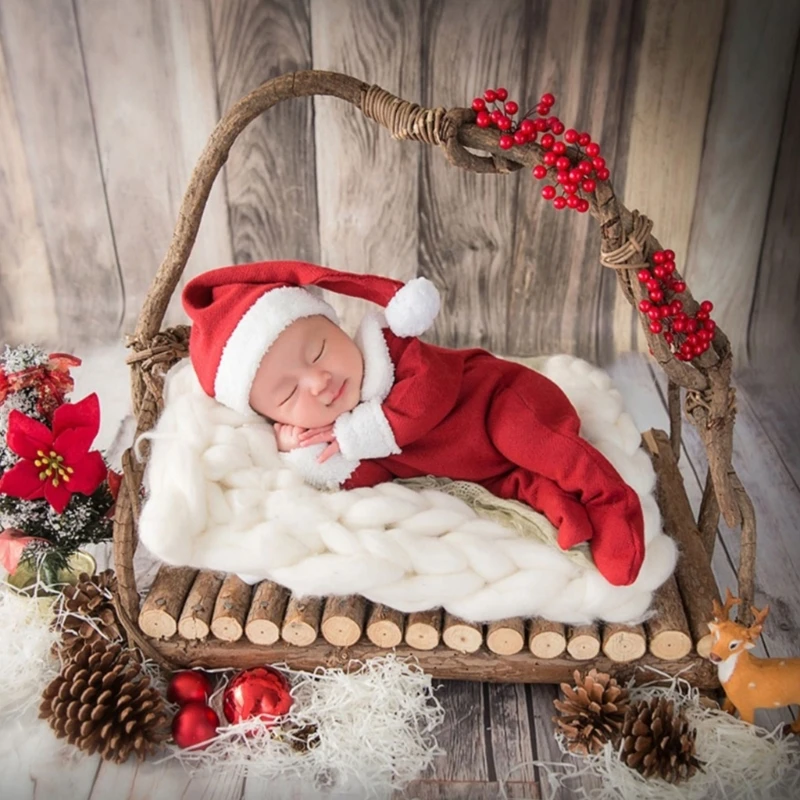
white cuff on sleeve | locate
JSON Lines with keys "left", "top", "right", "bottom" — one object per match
{"left": 334, "top": 399, "right": 401, "bottom": 461}
{"left": 279, "top": 446, "right": 360, "bottom": 491}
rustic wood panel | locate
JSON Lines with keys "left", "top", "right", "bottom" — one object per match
{"left": 508, "top": 0, "right": 634, "bottom": 363}
{"left": 419, "top": 0, "right": 526, "bottom": 351}
{"left": 75, "top": 0, "right": 231, "bottom": 337}
{"left": 212, "top": 0, "right": 317, "bottom": 266}
{"left": 486, "top": 683, "right": 536, "bottom": 786}
{"left": 685, "top": 0, "right": 800, "bottom": 365}
{"left": 0, "top": 0, "right": 122, "bottom": 345}
{"left": 0, "top": 35, "right": 58, "bottom": 344}
{"left": 311, "top": 0, "right": 421, "bottom": 334}
{"left": 748, "top": 33, "right": 800, "bottom": 372}
{"left": 612, "top": 0, "right": 726, "bottom": 353}
{"left": 607, "top": 354, "right": 794, "bottom": 729}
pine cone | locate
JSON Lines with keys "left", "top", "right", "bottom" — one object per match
{"left": 619, "top": 696, "right": 702, "bottom": 783}
{"left": 552, "top": 669, "right": 630, "bottom": 755}
{"left": 59, "top": 570, "right": 122, "bottom": 658}
{"left": 39, "top": 639, "right": 169, "bottom": 763}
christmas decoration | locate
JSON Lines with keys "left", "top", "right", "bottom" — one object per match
{"left": 619, "top": 696, "right": 701, "bottom": 783}
{"left": 707, "top": 588, "right": 800, "bottom": 734}
{"left": 0, "top": 344, "right": 117, "bottom": 579}
{"left": 39, "top": 638, "right": 169, "bottom": 763}
{"left": 59, "top": 569, "right": 122, "bottom": 659}
{"left": 552, "top": 668, "right": 630, "bottom": 755}
{"left": 637, "top": 253, "right": 716, "bottom": 362}
{"left": 473, "top": 86, "right": 717, "bottom": 362}
{"left": 172, "top": 701, "right": 220, "bottom": 750}
{"left": 222, "top": 665, "right": 293, "bottom": 726}
{"left": 167, "top": 670, "right": 214, "bottom": 707}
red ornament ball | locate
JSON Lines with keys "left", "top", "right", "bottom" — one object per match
{"left": 172, "top": 702, "right": 219, "bottom": 750}
{"left": 541, "top": 185, "right": 557, "bottom": 200}
{"left": 552, "top": 141, "right": 567, "bottom": 155}
{"left": 484, "top": 88, "right": 497, "bottom": 103}
{"left": 541, "top": 133, "right": 556, "bottom": 150}
{"left": 513, "top": 130, "right": 528, "bottom": 146}
{"left": 596, "top": 167, "right": 610, "bottom": 181}
{"left": 223, "top": 666, "right": 293, "bottom": 727}
{"left": 504, "top": 100, "right": 519, "bottom": 115}
{"left": 520, "top": 119, "right": 536, "bottom": 135}
{"left": 472, "top": 97, "right": 487, "bottom": 112}
{"left": 585, "top": 142, "right": 601, "bottom": 157}
{"left": 700, "top": 300, "right": 714, "bottom": 313}
{"left": 476, "top": 110, "right": 491, "bottom": 128}
{"left": 544, "top": 152, "right": 558, "bottom": 166}
{"left": 495, "top": 87, "right": 509, "bottom": 101}
{"left": 576, "top": 199, "right": 589, "bottom": 213}
{"left": 540, "top": 92, "right": 555, "bottom": 106}
{"left": 564, "top": 129, "right": 579, "bottom": 144}
{"left": 578, "top": 133, "right": 592, "bottom": 147}
{"left": 553, "top": 195, "right": 567, "bottom": 210}
{"left": 499, "top": 134, "right": 514, "bottom": 150}
{"left": 167, "top": 670, "right": 214, "bottom": 707}
{"left": 532, "top": 165, "right": 548, "bottom": 180}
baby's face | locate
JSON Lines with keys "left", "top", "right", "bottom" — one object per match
{"left": 249, "top": 315, "right": 364, "bottom": 428}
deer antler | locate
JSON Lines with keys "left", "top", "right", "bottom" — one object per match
{"left": 747, "top": 604, "right": 770, "bottom": 638}
{"left": 711, "top": 587, "right": 741, "bottom": 622}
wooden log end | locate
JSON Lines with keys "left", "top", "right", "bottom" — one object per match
{"left": 366, "top": 619, "right": 403, "bottom": 649}
{"left": 442, "top": 623, "right": 483, "bottom": 654}
{"left": 139, "top": 609, "right": 177, "bottom": 640}
{"left": 529, "top": 630, "right": 567, "bottom": 659}
{"left": 210, "top": 618, "right": 244, "bottom": 642}
{"left": 321, "top": 616, "right": 363, "bottom": 648}
{"left": 282, "top": 620, "right": 318, "bottom": 647}
{"left": 177, "top": 617, "right": 210, "bottom": 641}
{"left": 649, "top": 630, "right": 693, "bottom": 661}
{"left": 696, "top": 633, "right": 714, "bottom": 660}
{"left": 245, "top": 619, "right": 281, "bottom": 646}
{"left": 405, "top": 622, "right": 440, "bottom": 651}
{"left": 566, "top": 634, "right": 601, "bottom": 661}
{"left": 486, "top": 626, "right": 524, "bottom": 656}
{"left": 602, "top": 629, "right": 647, "bottom": 663}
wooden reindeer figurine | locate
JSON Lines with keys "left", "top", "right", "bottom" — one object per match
{"left": 707, "top": 588, "right": 800, "bottom": 733}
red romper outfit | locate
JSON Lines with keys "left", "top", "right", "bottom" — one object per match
{"left": 333, "top": 328, "right": 645, "bottom": 587}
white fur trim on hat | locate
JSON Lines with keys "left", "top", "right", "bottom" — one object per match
{"left": 215, "top": 286, "right": 338, "bottom": 414}
{"left": 385, "top": 277, "right": 440, "bottom": 337}
{"left": 334, "top": 398, "right": 401, "bottom": 461}
{"left": 354, "top": 312, "right": 395, "bottom": 402}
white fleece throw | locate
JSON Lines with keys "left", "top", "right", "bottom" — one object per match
{"left": 138, "top": 355, "right": 677, "bottom": 625}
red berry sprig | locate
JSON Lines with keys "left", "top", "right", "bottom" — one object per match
{"left": 471, "top": 88, "right": 608, "bottom": 215}
{"left": 636, "top": 249, "right": 716, "bottom": 361}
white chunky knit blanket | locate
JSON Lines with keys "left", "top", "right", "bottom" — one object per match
{"left": 138, "top": 355, "right": 677, "bottom": 625}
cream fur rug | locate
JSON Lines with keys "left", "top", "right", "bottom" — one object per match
{"left": 138, "top": 355, "right": 677, "bottom": 624}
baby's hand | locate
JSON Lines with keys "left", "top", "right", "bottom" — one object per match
{"left": 298, "top": 424, "right": 341, "bottom": 464}
{"left": 273, "top": 423, "right": 306, "bottom": 452}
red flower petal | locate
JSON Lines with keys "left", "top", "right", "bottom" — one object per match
{"left": 52, "top": 393, "right": 100, "bottom": 442}
{"left": 5, "top": 411, "right": 53, "bottom": 460}
{"left": 53, "top": 427, "right": 95, "bottom": 463}
{"left": 44, "top": 479, "right": 72, "bottom": 513}
{"left": 0, "top": 529, "right": 48, "bottom": 574}
{"left": 65, "top": 450, "right": 108, "bottom": 496}
{"left": 0, "top": 460, "right": 46, "bottom": 501}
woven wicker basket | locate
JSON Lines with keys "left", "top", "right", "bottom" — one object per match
{"left": 111, "top": 70, "right": 755, "bottom": 687}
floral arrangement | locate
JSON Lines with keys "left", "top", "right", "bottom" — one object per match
{"left": 0, "top": 344, "right": 118, "bottom": 581}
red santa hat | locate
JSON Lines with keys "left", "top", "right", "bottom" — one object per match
{"left": 182, "top": 260, "right": 440, "bottom": 414}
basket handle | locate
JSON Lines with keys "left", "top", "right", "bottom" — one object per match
{"left": 133, "top": 70, "right": 522, "bottom": 346}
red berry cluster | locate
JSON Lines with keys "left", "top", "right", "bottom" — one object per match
{"left": 637, "top": 250, "right": 716, "bottom": 361}
{"left": 471, "top": 88, "right": 609, "bottom": 214}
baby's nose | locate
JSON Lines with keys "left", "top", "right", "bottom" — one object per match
{"left": 307, "top": 368, "right": 332, "bottom": 395}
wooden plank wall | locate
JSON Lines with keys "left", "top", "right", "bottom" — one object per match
{"left": 0, "top": 0, "right": 798, "bottom": 371}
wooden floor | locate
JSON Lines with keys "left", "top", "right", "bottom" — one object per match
{"left": 4, "top": 351, "right": 800, "bottom": 799}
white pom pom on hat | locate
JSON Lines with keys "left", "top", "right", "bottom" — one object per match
{"left": 182, "top": 261, "right": 440, "bottom": 415}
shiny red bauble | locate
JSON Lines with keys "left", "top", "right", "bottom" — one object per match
{"left": 167, "top": 670, "right": 214, "bottom": 706}
{"left": 172, "top": 701, "right": 220, "bottom": 749}
{"left": 223, "top": 666, "right": 293, "bottom": 727}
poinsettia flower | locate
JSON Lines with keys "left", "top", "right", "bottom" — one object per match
{"left": 0, "top": 528, "right": 48, "bottom": 574}
{"left": 0, "top": 393, "right": 108, "bottom": 513}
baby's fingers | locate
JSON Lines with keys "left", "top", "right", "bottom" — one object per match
{"left": 317, "top": 441, "right": 341, "bottom": 464}
{"left": 300, "top": 432, "right": 335, "bottom": 447}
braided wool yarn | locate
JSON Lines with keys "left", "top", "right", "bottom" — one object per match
{"left": 137, "top": 354, "right": 676, "bottom": 624}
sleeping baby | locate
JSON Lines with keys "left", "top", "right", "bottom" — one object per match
{"left": 182, "top": 260, "right": 645, "bottom": 587}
